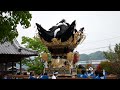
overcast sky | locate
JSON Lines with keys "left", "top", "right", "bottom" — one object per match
{"left": 17, "top": 11, "right": 120, "bottom": 54}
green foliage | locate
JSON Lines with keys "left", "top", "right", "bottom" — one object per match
{"left": 19, "top": 57, "right": 44, "bottom": 74}
{"left": 114, "top": 43, "right": 120, "bottom": 61}
{"left": 102, "top": 43, "right": 120, "bottom": 75}
{"left": 100, "top": 61, "right": 120, "bottom": 75}
{"left": 21, "top": 36, "right": 51, "bottom": 74}
{"left": 26, "top": 57, "right": 44, "bottom": 75}
{"left": 110, "top": 61, "right": 120, "bottom": 75}
{"left": 0, "top": 11, "right": 32, "bottom": 43}
{"left": 103, "top": 46, "right": 116, "bottom": 62}
{"left": 103, "top": 44, "right": 120, "bottom": 62}
{"left": 100, "top": 61, "right": 112, "bottom": 74}
{"left": 21, "top": 36, "right": 49, "bottom": 53}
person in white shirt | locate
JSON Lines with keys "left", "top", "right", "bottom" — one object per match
{"left": 52, "top": 74, "right": 56, "bottom": 79}
{"left": 51, "top": 72, "right": 58, "bottom": 79}
{"left": 89, "top": 67, "right": 93, "bottom": 71}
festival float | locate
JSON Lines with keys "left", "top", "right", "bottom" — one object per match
{"left": 36, "top": 19, "right": 86, "bottom": 78}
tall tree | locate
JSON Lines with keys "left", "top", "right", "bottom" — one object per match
{"left": 24, "top": 57, "right": 45, "bottom": 75}
{"left": 102, "top": 44, "right": 120, "bottom": 76}
{"left": 21, "top": 36, "right": 51, "bottom": 74}
{"left": 0, "top": 11, "right": 32, "bottom": 43}
{"left": 114, "top": 43, "right": 120, "bottom": 61}
{"left": 103, "top": 45, "right": 117, "bottom": 62}
{"left": 21, "top": 36, "right": 49, "bottom": 53}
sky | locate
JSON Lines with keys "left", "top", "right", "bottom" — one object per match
{"left": 17, "top": 11, "right": 120, "bottom": 54}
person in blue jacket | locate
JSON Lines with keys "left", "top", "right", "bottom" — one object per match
{"left": 80, "top": 70, "right": 88, "bottom": 79}
{"left": 40, "top": 72, "right": 49, "bottom": 79}
{"left": 29, "top": 72, "right": 36, "bottom": 79}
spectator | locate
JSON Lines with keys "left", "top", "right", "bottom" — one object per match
{"left": 93, "top": 70, "right": 101, "bottom": 79}
{"left": 80, "top": 70, "right": 88, "bottom": 79}
{"left": 40, "top": 72, "right": 49, "bottom": 79}
{"left": 52, "top": 72, "right": 58, "bottom": 79}
{"left": 29, "top": 72, "right": 36, "bottom": 79}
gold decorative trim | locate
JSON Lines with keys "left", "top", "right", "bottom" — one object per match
{"left": 39, "top": 31, "right": 85, "bottom": 49}
{"left": 67, "top": 52, "right": 74, "bottom": 61}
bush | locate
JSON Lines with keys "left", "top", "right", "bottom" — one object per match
{"left": 27, "top": 58, "right": 44, "bottom": 75}
{"left": 100, "top": 61, "right": 112, "bottom": 74}
{"left": 111, "top": 61, "right": 120, "bottom": 75}
{"left": 100, "top": 61, "right": 120, "bottom": 75}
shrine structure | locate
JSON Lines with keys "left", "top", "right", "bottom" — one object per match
{"left": 36, "top": 19, "right": 86, "bottom": 77}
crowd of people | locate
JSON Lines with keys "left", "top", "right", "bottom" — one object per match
{"left": 77, "top": 66, "right": 107, "bottom": 79}
{"left": 28, "top": 66, "right": 107, "bottom": 79}
{"left": 29, "top": 71, "right": 58, "bottom": 79}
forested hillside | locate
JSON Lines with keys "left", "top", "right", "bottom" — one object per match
{"left": 80, "top": 51, "right": 106, "bottom": 61}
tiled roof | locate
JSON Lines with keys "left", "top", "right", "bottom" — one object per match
{"left": 0, "top": 39, "right": 38, "bottom": 56}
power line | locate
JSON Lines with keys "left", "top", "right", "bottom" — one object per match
{"left": 79, "top": 44, "right": 115, "bottom": 52}
{"left": 82, "top": 35, "right": 120, "bottom": 44}
{"left": 75, "top": 34, "right": 120, "bottom": 53}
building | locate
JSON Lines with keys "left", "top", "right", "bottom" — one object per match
{"left": 0, "top": 39, "right": 38, "bottom": 75}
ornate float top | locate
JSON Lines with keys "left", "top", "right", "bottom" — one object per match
{"left": 36, "top": 19, "right": 86, "bottom": 56}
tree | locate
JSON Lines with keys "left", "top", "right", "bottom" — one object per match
{"left": 0, "top": 11, "right": 32, "bottom": 43}
{"left": 25, "top": 57, "right": 44, "bottom": 74}
{"left": 103, "top": 46, "right": 116, "bottom": 62}
{"left": 103, "top": 45, "right": 119, "bottom": 62}
{"left": 21, "top": 36, "right": 49, "bottom": 53}
{"left": 100, "top": 61, "right": 112, "bottom": 74}
{"left": 114, "top": 43, "right": 120, "bottom": 61}
{"left": 103, "top": 43, "right": 120, "bottom": 76}
{"left": 21, "top": 36, "right": 51, "bottom": 74}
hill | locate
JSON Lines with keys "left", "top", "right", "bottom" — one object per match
{"left": 80, "top": 51, "right": 106, "bottom": 61}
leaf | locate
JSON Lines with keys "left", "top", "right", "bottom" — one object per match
{"left": 20, "top": 36, "right": 51, "bottom": 74}
{"left": 0, "top": 11, "right": 32, "bottom": 42}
